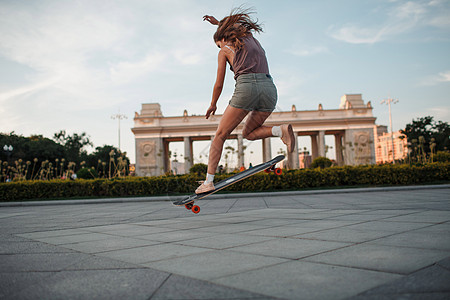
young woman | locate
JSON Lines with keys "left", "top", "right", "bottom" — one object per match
{"left": 196, "top": 9, "right": 295, "bottom": 194}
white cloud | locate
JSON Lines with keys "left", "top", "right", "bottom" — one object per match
{"left": 421, "top": 70, "right": 450, "bottom": 86}
{"left": 329, "top": 0, "right": 447, "bottom": 44}
{"left": 110, "top": 52, "right": 167, "bottom": 84}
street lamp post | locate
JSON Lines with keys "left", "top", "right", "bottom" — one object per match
{"left": 380, "top": 98, "right": 399, "bottom": 164}
{"left": 3, "top": 145, "right": 13, "bottom": 163}
{"left": 111, "top": 111, "right": 128, "bottom": 151}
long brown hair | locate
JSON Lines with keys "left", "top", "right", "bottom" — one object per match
{"left": 213, "top": 7, "right": 263, "bottom": 49}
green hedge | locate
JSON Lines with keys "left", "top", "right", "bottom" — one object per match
{"left": 1, "top": 163, "right": 449, "bottom": 202}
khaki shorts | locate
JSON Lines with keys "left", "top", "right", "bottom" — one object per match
{"left": 229, "top": 73, "right": 277, "bottom": 112}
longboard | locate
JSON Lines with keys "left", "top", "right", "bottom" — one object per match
{"left": 172, "top": 154, "right": 285, "bottom": 214}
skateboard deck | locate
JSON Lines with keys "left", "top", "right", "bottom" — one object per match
{"left": 173, "top": 154, "right": 285, "bottom": 214}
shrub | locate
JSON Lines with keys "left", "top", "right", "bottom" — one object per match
{"left": 434, "top": 151, "right": 450, "bottom": 163}
{"left": 189, "top": 163, "right": 208, "bottom": 176}
{"left": 311, "top": 156, "right": 332, "bottom": 169}
{"left": 77, "top": 167, "right": 98, "bottom": 179}
{"left": 0, "top": 163, "right": 448, "bottom": 202}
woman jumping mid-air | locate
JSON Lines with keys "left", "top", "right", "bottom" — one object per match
{"left": 196, "top": 9, "right": 295, "bottom": 194}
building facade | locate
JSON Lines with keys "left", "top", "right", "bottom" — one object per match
{"left": 132, "top": 94, "right": 378, "bottom": 176}
{"left": 374, "top": 126, "right": 408, "bottom": 163}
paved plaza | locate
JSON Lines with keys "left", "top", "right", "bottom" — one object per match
{"left": 1, "top": 185, "right": 449, "bottom": 299}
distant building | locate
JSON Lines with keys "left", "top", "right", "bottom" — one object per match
{"left": 374, "top": 126, "right": 408, "bottom": 163}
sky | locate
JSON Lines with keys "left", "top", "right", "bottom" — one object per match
{"left": 0, "top": 0, "right": 449, "bottom": 166}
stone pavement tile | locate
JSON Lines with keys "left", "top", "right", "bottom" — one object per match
{"left": 411, "top": 223, "right": 450, "bottom": 234}
{"left": 296, "top": 227, "right": 393, "bottom": 243}
{"left": 81, "top": 223, "right": 151, "bottom": 233}
{"left": 0, "top": 241, "right": 75, "bottom": 254}
{"left": 358, "top": 209, "right": 421, "bottom": 215}
{"left": 151, "top": 274, "right": 277, "bottom": 300}
{"left": 0, "top": 271, "right": 56, "bottom": 299}
{"left": 204, "top": 215, "right": 262, "bottom": 224}
{"left": 345, "top": 220, "right": 431, "bottom": 232}
{"left": 60, "top": 236, "right": 159, "bottom": 254}
{"left": 17, "top": 228, "right": 91, "bottom": 239}
{"left": 304, "top": 243, "right": 450, "bottom": 274}
{"left": 226, "top": 198, "right": 267, "bottom": 211}
{"left": 382, "top": 211, "right": 450, "bottom": 223}
{"left": 349, "top": 264, "right": 450, "bottom": 299}
{"left": 367, "top": 231, "right": 450, "bottom": 251}
{"left": 240, "top": 224, "right": 323, "bottom": 237}
{"left": 300, "top": 219, "right": 364, "bottom": 227}
{"left": 239, "top": 208, "right": 329, "bottom": 216}
{"left": 145, "top": 250, "right": 288, "bottom": 281}
{"left": 437, "top": 256, "right": 450, "bottom": 270}
{"left": 29, "top": 232, "right": 114, "bottom": 245}
{"left": 213, "top": 260, "right": 401, "bottom": 300}
{"left": 10, "top": 269, "right": 169, "bottom": 300}
{"left": 97, "top": 243, "right": 210, "bottom": 265}
{"left": 135, "top": 229, "right": 216, "bottom": 243}
{"left": 195, "top": 223, "right": 270, "bottom": 234}
{"left": 347, "top": 292, "right": 450, "bottom": 300}
{"left": 243, "top": 217, "right": 308, "bottom": 227}
{"left": 0, "top": 234, "right": 33, "bottom": 242}
{"left": 0, "top": 252, "right": 95, "bottom": 272}
{"left": 174, "top": 233, "right": 275, "bottom": 249}
{"left": 63, "top": 254, "right": 145, "bottom": 270}
{"left": 91, "top": 225, "right": 176, "bottom": 237}
{"left": 326, "top": 214, "right": 398, "bottom": 222}
{"left": 150, "top": 220, "right": 228, "bottom": 230}
{"left": 134, "top": 218, "right": 188, "bottom": 227}
{"left": 229, "top": 237, "right": 350, "bottom": 259}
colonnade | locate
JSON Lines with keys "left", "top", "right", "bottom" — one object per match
{"left": 132, "top": 94, "right": 377, "bottom": 177}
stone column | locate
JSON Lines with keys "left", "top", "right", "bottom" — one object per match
{"left": 184, "top": 136, "right": 193, "bottom": 173}
{"left": 334, "top": 133, "right": 344, "bottom": 166}
{"left": 311, "top": 134, "right": 318, "bottom": 159}
{"left": 237, "top": 134, "right": 244, "bottom": 168}
{"left": 163, "top": 139, "right": 170, "bottom": 175}
{"left": 262, "top": 138, "right": 272, "bottom": 162}
{"left": 318, "top": 130, "right": 326, "bottom": 157}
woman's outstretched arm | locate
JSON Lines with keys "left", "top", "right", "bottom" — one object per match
{"left": 206, "top": 50, "right": 227, "bottom": 119}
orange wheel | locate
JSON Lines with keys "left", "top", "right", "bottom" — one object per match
{"left": 192, "top": 205, "right": 200, "bottom": 214}
{"left": 275, "top": 168, "right": 282, "bottom": 175}
{"left": 264, "top": 169, "right": 271, "bottom": 173}
{"left": 185, "top": 203, "right": 193, "bottom": 210}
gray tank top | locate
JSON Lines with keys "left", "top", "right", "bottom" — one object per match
{"left": 231, "top": 34, "right": 270, "bottom": 80}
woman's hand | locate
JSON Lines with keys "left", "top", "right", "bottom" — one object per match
{"left": 205, "top": 104, "right": 217, "bottom": 119}
{"left": 203, "top": 15, "right": 219, "bottom": 25}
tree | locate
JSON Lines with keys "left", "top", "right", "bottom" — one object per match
{"left": 53, "top": 130, "right": 93, "bottom": 164}
{"left": 311, "top": 156, "right": 332, "bottom": 169}
{"left": 84, "top": 145, "right": 130, "bottom": 178}
{"left": 400, "top": 116, "right": 450, "bottom": 159}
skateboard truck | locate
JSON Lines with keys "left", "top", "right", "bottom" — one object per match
{"left": 184, "top": 202, "right": 201, "bottom": 214}
{"left": 264, "top": 164, "right": 283, "bottom": 175}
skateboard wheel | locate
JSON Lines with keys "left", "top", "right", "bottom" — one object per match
{"left": 192, "top": 205, "right": 200, "bottom": 214}
{"left": 264, "top": 169, "right": 271, "bottom": 173}
{"left": 185, "top": 203, "right": 193, "bottom": 210}
{"left": 275, "top": 168, "right": 282, "bottom": 175}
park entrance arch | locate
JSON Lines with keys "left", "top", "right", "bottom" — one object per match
{"left": 132, "top": 94, "right": 377, "bottom": 176}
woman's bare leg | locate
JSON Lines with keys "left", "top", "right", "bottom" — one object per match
{"left": 207, "top": 105, "right": 249, "bottom": 174}
{"left": 242, "top": 110, "right": 273, "bottom": 140}
{"left": 243, "top": 110, "right": 295, "bottom": 152}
